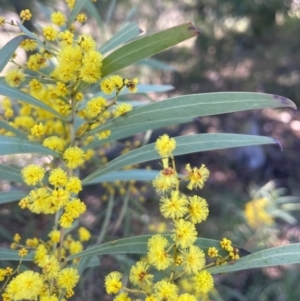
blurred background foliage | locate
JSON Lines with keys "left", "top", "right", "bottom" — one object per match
{"left": 1, "top": 0, "right": 300, "bottom": 300}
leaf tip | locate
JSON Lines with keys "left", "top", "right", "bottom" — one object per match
{"left": 187, "top": 22, "right": 201, "bottom": 36}
{"left": 272, "top": 94, "right": 297, "bottom": 111}
{"left": 273, "top": 138, "right": 283, "bottom": 151}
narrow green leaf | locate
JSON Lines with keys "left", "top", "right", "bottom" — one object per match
{"left": 85, "top": 92, "right": 296, "bottom": 138}
{"left": 0, "top": 82, "right": 65, "bottom": 120}
{"left": 0, "top": 120, "right": 27, "bottom": 138}
{"left": 83, "top": 169, "right": 159, "bottom": 185}
{"left": 101, "top": 22, "right": 199, "bottom": 77}
{"left": 0, "top": 136, "right": 60, "bottom": 157}
{"left": 106, "top": 0, "right": 117, "bottom": 24}
{"left": 0, "top": 164, "right": 23, "bottom": 183}
{"left": 83, "top": 117, "right": 191, "bottom": 150}
{"left": 82, "top": 133, "right": 277, "bottom": 184}
{"left": 78, "top": 256, "right": 101, "bottom": 274}
{"left": 67, "top": 235, "right": 228, "bottom": 260}
{"left": 0, "top": 191, "right": 27, "bottom": 205}
{"left": 100, "top": 22, "right": 142, "bottom": 54}
{"left": 78, "top": 84, "right": 174, "bottom": 110}
{"left": 84, "top": 0, "right": 105, "bottom": 34}
{"left": 208, "top": 243, "right": 300, "bottom": 274}
{"left": 0, "top": 247, "right": 33, "bottom": 261}
{"left": 67, "top": 0, "right": 88, "bottom": 28}
{"left": 0, "top": 36, "right": 27, "bottom": 72}
{"left": 136, "top": 58, "right": 176, "bottom": 71}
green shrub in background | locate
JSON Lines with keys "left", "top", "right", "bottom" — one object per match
{"left": 0, "top": 0, "right": 299, "bottom": 300}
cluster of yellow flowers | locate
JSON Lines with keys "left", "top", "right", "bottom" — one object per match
{"left": 244, "top": 197, "right": 274, "bottom": 229}
{"left": 0, "top": 2, "right": 139, "bottom": 300}
{"left": 1, "top": 227, "right": 91, "bottom": 301}
{"left": 104, "top": 134, "right": 240, "bottom": 301}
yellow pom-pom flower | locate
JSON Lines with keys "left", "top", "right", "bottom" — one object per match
{"left": 129, "top": 261, "right": 153, "bottom": 287}
{"left": 43, "top": 25, "right": 58, "bottom": 41}
{"left": 4, "top": 271, "right": 44, "bottom": 300}
{"left": 76, "top": 13, "right": 87, "bottom": 23}
{"left": 48, "top": 230, "right": 61, "bottom": 243}
{"left": 152, "top": 167, "right": 178, "bottom": 194}
{"left": 185, "top": 163, "right": 210, "bottom": 190}
{"left": 187, "top": 195, "right": 209, "bottom": 224}
{"left": 114, "top": 103, "right": 133, "bottom": 117}
{"left": 51, "top": 11, "right": 66, "bottom": 26}
{"left": 78, "top": 227, "right": 91, "bottom": 241}
{"left": 179, "top": 245, "right": 206, "bottom": 274}
{"left": 153, "top": 280, "right": 178, "bottom": 301}
{"left": 30, "top": 123, "right": 46, "bottom": 137}
{"left": 193, "top": 270, "right": 214, "bottom": 293}
{"left": 57, "top": 268, "right": 79, "bottom": 290}
{"left": 160, "top": 190, "right": 188, "bottom": 220}
{"left": 105, "top": 271, "right": 123, "bottom": 294}
{"left": 43, "top": 136, "right": 65, "bottom": 152}
{"left": 155, "top": 134, "right": 176, "bottom": 158}
{"left": 22, "top": 164, "right": 45, "bottom": 186}
{"left": 147, "top": 235, "right": 173, "bottom": 270}
{"left": 86, "top": 96, "right": 107, "bottom": 118}
{"left": 19, "top": 39, "right": 38, "bottom": 51}
{"left": 5, "top": 69, "right": 25, "bottom": 87}
{"left": 49, "top": 168, "right": 68, "bottom": 187}
{"left": 20, "top": 9, "right": 32, "bottom": 21}
{"left": 66, "top": 176, "right": 82, "bottom": 194}
{"left": 39, "top": 255, "right": 60, "bottom": 280}
{"left": 27, "top": 53, "right": 47, "bottom": 71}
{"left": 172, "top": 219, "right": 197, "bottom": 249}
{"left": 208, "top": 247, "right": 218, "bottom": 258}
{"left": 63, "top": 146, "right": 85, "bottom": 169}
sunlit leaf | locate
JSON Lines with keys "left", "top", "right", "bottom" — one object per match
{"left": 82, "top": 134, "right": 278, "bottom": 184}
{"left": 101, "top": 22, "right": 199, "bottom": 77}
{"left": 85, "top": 92, "right": 296, "bottom": 138}
{"left": 100, "top": 22, "right": 142, "bottom": 54}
